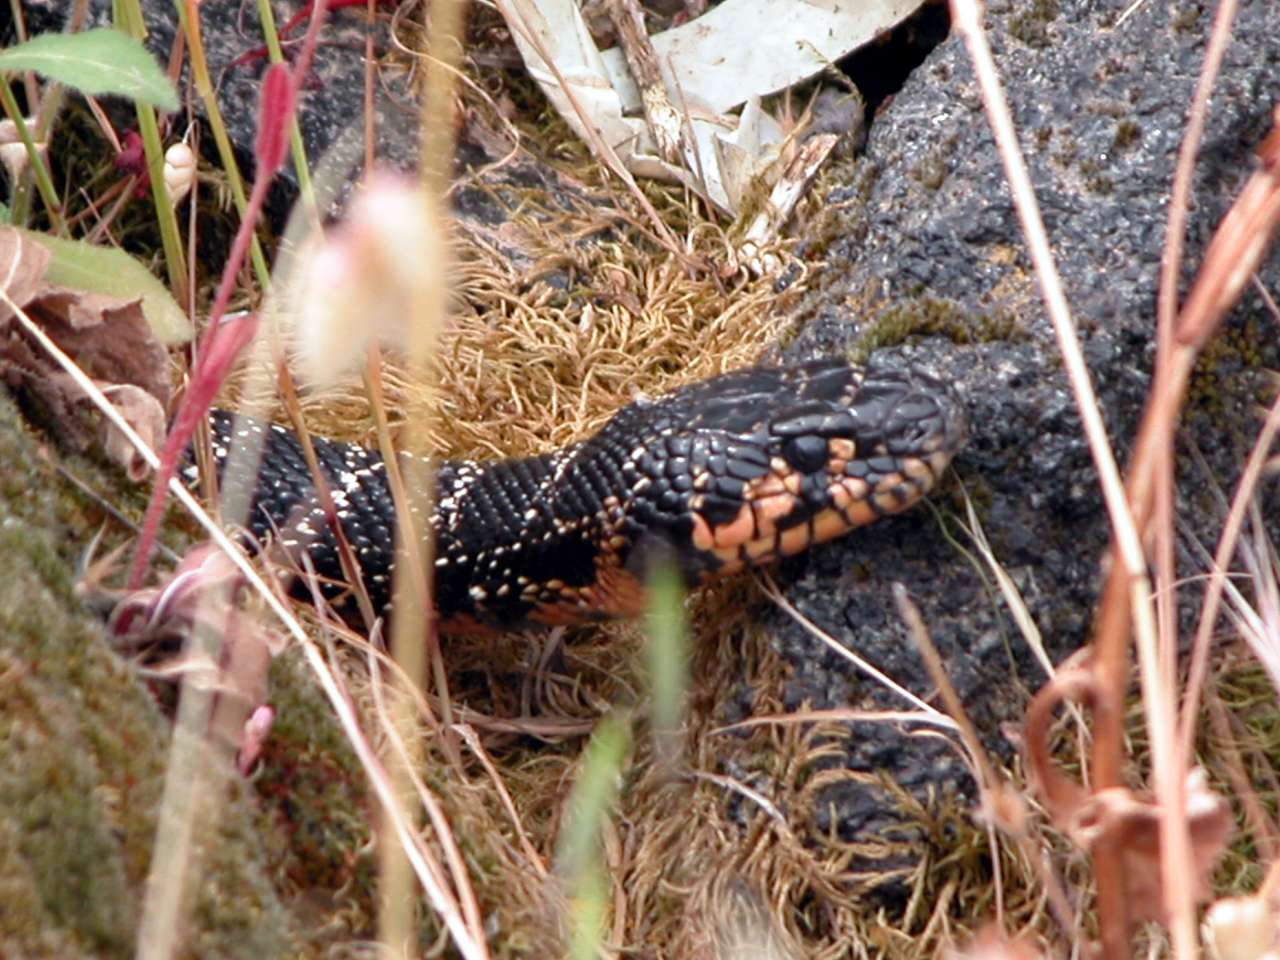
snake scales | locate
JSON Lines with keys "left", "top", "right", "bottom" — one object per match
{"left": 200, "top": 357, "right": 967, "bottom": 633}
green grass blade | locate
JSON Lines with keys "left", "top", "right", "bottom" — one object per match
{"left": 557, "top": 713, "right": 631, "bottom": 959}
{"left": 644, "top": 557, "right": 689, "bottom": 763}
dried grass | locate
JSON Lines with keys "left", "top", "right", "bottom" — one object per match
{"left": 19, "top": 0, "right": 1280, "bottom": 957}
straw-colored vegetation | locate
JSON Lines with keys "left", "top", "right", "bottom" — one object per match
{"left": 3, "top": 0, "right": 1280, "bottom": 958}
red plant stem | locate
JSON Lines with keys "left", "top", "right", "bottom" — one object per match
{"left": 127, "top": 2, "right": 333, "bottom": 589}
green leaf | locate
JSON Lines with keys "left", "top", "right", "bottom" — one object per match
{"left": 19, "top": 229, "right": 192, "bottom": 344}
{"left": 644, "top": 556, "right": 688, "bottom": 763}
{"left": 0, "top": 29, "right": 178, "bottom": 112}
{"left": 557, "top": 713, "right": 630, "bottom": 960}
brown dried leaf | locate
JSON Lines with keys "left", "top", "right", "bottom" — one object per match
{"left": 97, "top": 382, "right": 166, "bottom": 481}
{"left": 0, "top": 224, "right": 51, "bottom": 320}
{"left": 0, "top": 227, "right": 172, "bottom": 464}
{"left": 1025, "top": 658, "right": 1235, "bottom": 923}
{"left": 1069, "top": 770, "right": 1233, "bottom": 923}
{"left": 26, "top": 288, "right": 171, "bottom": 404}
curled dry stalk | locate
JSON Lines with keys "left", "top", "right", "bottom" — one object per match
{"left": 951, "top": 0, "right": 1280, "bottom": 955}
{"left": 1081, "top": 106, "right": 1280, "bottom": 960}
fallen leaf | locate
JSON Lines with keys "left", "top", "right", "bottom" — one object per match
{"left": 497, "top": 0, "right": 924, "bottom": 214}
{"left": 0, "top": 220, "right": 51, "bottom": 320}
{"left": 19, "top": 227, "right": 192, "bottom": 344}
{"left": 0, "top": 226, "right": 173, "bottom": 462}
{"left": 97, "top": 382, "right": 167, "bottom": 481}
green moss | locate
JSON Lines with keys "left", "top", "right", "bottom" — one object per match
{"left": 1188, "top": 314, "right": 1269, "bottom": 415}
{"left": 1052, "top": 139, "right": 1078, "bottom": 169}
{"left": 910, "top": 150, "right": 949, "bottom": 191}
{"left": 1078, "top": 158, "right": 1114, "bottom": 195}
{"left": 253, "top": 651, "right": 378, "bottom": 940}
{"left": 1113, "top": 119, "right": 1142, "bottom": 151}
{"left": 1201, "top": 662, "right": 1280, "bottom": 893}
{"left": 800, "top": 158, "right": 881, "bottom": 262}
{"left": 852, "top": 295, "right": 1025, "bottom": 363}
{"left": 1008, "top": 0, "right": 1061, "bottom": 48}
{"left": 0, "top": 394, "right": 302, "bottom": 957}
{"left": 1173, "top": 4, "right": 1204, "bottom": 33}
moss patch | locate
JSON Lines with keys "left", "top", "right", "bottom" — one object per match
{"left": 853, "top": 294, "right": 1025, "bottom": 363}
{"left": 0, "top": 395, "right": 301, "bottom": 958}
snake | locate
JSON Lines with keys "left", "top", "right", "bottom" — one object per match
{"left": 200, "top": 358, "right": 967, "bottom": 633}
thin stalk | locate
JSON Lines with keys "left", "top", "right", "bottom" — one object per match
{"left": 946, "top": 0, "right": 1150, "bottom": 954}
{"left": 1150, "top": 8, "right": 1237, "bottom": 949}
{"left": 376, "top": 0, "right": 469, "bottom": 951}
{"left": 114, "top": 0, "right": 188, "bottom": 303}
{"left": 254, "top": 0, "right": 317, "bottom": 212}
{"left": 0, "top": 83, "right": 62, "bottom": 230}
{"left": 174, "top": 0, "right": 271, "bottom": 289}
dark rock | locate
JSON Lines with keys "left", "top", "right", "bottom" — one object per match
{"left": 774, "top": 0, "right": 1280, "bottom": 895}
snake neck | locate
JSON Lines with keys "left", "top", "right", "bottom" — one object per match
{"left": 431, "top": 448, "right": 643, "bottom": 632}
{"left": 205, "top": 358, "right": 966, "bottom": 635}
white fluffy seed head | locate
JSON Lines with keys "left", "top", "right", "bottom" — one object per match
{"left": 290, "top": 172, "right": 446, "bottom": 387}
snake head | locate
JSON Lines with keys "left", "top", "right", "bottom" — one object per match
{"left": 619, "top": 358, "right": 968, "bottom": 583}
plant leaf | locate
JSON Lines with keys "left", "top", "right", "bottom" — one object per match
{"left": 17, "top": 229, "right": 192, "bottom": 344}
{"left": 0, "top": 29, "right": 178, "bottom": 112}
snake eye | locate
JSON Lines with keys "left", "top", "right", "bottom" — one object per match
{"left": 781, "top": 434, "right": 829, "bottom": 473}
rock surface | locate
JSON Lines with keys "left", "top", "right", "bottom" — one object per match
{"left": 0, "top": 396, "right": 306, "bottom": 957}
{"left": 768, "top": 0, "right": 1280, "bottom": 886}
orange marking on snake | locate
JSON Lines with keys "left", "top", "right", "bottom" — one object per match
{"left": 690, "top": 513, "right": 716, "bottom": 552}
{"left": 903, "top": 457, "right": 934, "bottom": 482}
{"left": 592, "top": 563, "right": 648, "bottom": 617}
{"left": 811, "top": 506, "right": 855, "bottom": 543}
{"left": 749, "top": 474, "right": 787, "bottom": 498}
{"left": 876, "top": 473, "right": 905, "bottom": 494}
{"left": 712, "top": 504, "right": 757, "bottom": 549}
{"left": 830, "top": 438, "right": 856, "bottom": 461}
{"left": 844, "top": 496, "right": 879, "bottom": 527}
{"left": 777, "top": 524, "right": 812, "bottom": 557}
{"left": 740, "top": 537, "right": 775, "bottom": 563}
{"left": 842, "top": 476, "right": 870, "bottom": 501}
{"left": 874, "top": 489, "right": 907, "bottom": 514}
{"left": 529, "top": 606, "right": 574, "bottom": 627}
{"left": 436, "top": 611, "right": 500, "bottom": 636}
{"left": 751, "top": 492, "right": 795, "bottom": 525}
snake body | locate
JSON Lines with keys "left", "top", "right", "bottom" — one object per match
{"left": 203, "top": 358, "right": 966, "bottom": 633}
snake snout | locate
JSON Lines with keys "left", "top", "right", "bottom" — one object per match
{"left": 858, "top": 367, "right": 967, "bottom": 459}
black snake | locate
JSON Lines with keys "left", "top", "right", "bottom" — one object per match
{"left": 201, "top": 357, "right": 967, "bottom": 633}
